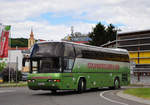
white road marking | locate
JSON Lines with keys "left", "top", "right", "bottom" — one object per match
{"left": 0, "top": 90, "right": 15, "bottom": 93}
{"left": 100, "top": 91, "right": 128, "bottom": 105}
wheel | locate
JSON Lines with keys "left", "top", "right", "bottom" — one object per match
{"left": 91, "top": 88, "right": 99, "bottom": 91}
{"left": 114, "top": 78, "right": 120, "bottom": 89}
{"left": 51, "top": 90, "right": 57, "bottom": 94}
{"left": 109, "top": 86, "right": 114, "bottom": 90}
{"left": 77, "top": 78, "right": 86, "bottom": 93}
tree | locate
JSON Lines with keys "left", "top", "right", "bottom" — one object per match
{"left": 1, "top": 67, "right": 22, "bottom": 82}
{"left": 1, "top": 67, "right": 14, "bottom": 82}
{"left": 88, "top": 22, "right": 117, "bottom": 46}
{"left": 106, "top": 24, "right": 117, "bottom": 42}
{"left": 0, "top": 62, "right": 6, "bottom": 72}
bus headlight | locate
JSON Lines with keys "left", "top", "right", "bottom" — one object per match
{"left": 48, "top": 79, "right": 53, "bottom": 82}
{"left": 32, "top": 79, "right": 35, "bottom": 82}
{"left": 47, "top": 79, "right": 61, "bottom": 82}
{"left": 28, "top": 79, "right": 35, "bottom": 82}
{"left": 28, "top": 80, "right": 31, "bottom": 82}
{"left": 54, "top": 79, "right": 60, "bottom": 82}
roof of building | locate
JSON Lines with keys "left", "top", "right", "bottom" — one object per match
{"left": 72, "top": 41, "right": 89, "bottom": 44}
{"left": 38, "top": 39, "right": 45, "bottom": 41}
{"left": 118, "top": 29, "right": 150, "bottom": 36}
{"left": 101, "top": 40, "right": 116, "bottom": 47}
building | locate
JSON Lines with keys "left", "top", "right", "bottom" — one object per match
{"left": 0, "top": 28, "right": 36, "bottom": 72}
{"left": 22, "top": 29, "right": 35, "bottom": 72}
{"left": 62, "top": 34, "right": 91, "bottom": 44}
{"left": 0, "top": 47, "right": 28, "bottom": 71}
{"left": 101, "top": 40, "right": 117, "bottom": 48}
{"left": 101, "top": 30, "right": 150, "bottom": 84}
{"left": 62, "top": 26, "right": 91, "bottom": 44}
{"left": 0, "top": 28, "right": 46, "bottom": 73}
{"left": 22, "top": 30, "right": 45, "bottom": 72}
{"left": 28, "top": 29, "right": 35, "bottom": 49}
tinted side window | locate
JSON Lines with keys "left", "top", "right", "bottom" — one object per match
{"left": 82, "top": 50, "right": 99, "bottom": 59}
{"left": 31, "top": 42, "right": 64, "bottom": 57}
{"left": 74, "top": 45, "right": 129, "bottom": 62}
{"left": 63, "top": 58, "right": 74, "bottom": 72}
{"left": 74, "top": 45, "right": 82, "bottom": 58}
{"left": 119, "top": 54, "right": 130, "bottom": 62}
{"left": 100, "top": 52, "right": 129, "bottom": 62}
{"left": 81, "top": 48, "right": 129, "bottom": 62}
{"left": 64, "top": 44, "right": 75, "bottom": 57}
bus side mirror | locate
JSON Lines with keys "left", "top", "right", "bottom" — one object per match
{"left": 22, "top": 58, "right": 26, "bottom": 67}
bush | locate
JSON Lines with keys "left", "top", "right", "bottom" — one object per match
{"left": 1, "top": 67, "right": 22, "bottom": 82}
{"left": 0, "top": 62, "right": 6, "bottom": 72}
{"left": 1, "top": 67, "right": 14, "bottom": 82}
{"left": 13, "top": 71, "right": 22, "bottom": 82}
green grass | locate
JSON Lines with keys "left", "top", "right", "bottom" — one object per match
{"left": 0, "top": 82, "right": 27, "bottom": 87}
{"left": 128, "top": 84, "right": 144, "bottom": 87}
{"left": 124, "top": 88, "right": 150, "bottom": 99}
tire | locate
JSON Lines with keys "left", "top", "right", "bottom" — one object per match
{"left": 77, "top": 78, "right": 86, "bottom": 93}
{"left": 109, "top": 86, "right": 114, "bottom": 90}
{"left": 114, "top": 78, "right": 120, "bottom": 89}
{"left": 91, "top": 88, "right": 99, "bottom": 91}
{"left": 51, "top": 90, "right": 57, "bottom": 94}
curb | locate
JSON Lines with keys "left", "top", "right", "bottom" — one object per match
{"left": 117, "top": 91, "right": 150, "bottom": 105}
{"left": 0, "top": 82, "right": 27, "bottom": 88}
{"left": 0, "top": 86, "right": 27, "bottom": 88}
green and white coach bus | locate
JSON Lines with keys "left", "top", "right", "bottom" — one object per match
{"left": 25, "top": 41, "right": 130, "bottom": 93}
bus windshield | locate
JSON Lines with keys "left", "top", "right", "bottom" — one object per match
{"left": 31, "top": 42, "right": 64, "bottom": 58}
{"left": 30, "top": 57, "right": 61, "bottom": 73}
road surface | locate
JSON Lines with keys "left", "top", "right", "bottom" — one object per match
{"left": 0, "top": 87, "right": 147, "bottom": 105}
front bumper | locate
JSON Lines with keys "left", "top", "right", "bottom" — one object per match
{"left": 28, "top": 81, "right": 61, "bottom": 90}
{"left": 28, "top": 85, "right": 59, "bottom": 90}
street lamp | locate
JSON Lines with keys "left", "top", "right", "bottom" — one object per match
{"left": 116, "top": 28, "right": 122, "bottom": 48}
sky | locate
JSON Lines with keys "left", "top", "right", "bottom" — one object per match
{"left": 0, "top": 0, "right": 150, "bottom": 41}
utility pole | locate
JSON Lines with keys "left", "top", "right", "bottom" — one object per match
{"left": 116, "top": 28, "right": 121, "bottom": 48}
{"left": 71, "top": 26, "right": 74, "bottom": 37}
{"left": 16, "top": 56, "right": 18, "bottom": 83}
{"left": 9, "top": 29, "right": 11, "bottom": 83}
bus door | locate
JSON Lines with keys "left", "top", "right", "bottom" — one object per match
{"left": 62, "top": 58, "right": 75, "bottom": 89}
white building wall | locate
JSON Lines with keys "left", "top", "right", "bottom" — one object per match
{"left": 0, "top": 50, "right": 23, "bottom": 71}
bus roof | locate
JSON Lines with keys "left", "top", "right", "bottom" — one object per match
{"left": 36, "top": 41, "right": 128, "bottom": 55}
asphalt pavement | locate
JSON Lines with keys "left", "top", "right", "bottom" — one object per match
{"left": 0, "top": 87, "right": 148, "bottom": 105}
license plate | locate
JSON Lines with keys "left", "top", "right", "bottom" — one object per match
{"left": 38, "top": 83, "right": 45, "bottom": 86}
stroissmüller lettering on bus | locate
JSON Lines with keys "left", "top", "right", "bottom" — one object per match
{"left": 31, "top": 76, "right": 52, "bottom": 79}
{"left": 87, "top": 63, "right": 120, "bottom": 70}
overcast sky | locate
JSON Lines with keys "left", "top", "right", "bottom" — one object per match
{"left": 0, "top": 0, "right": 150, "bottom": 40}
